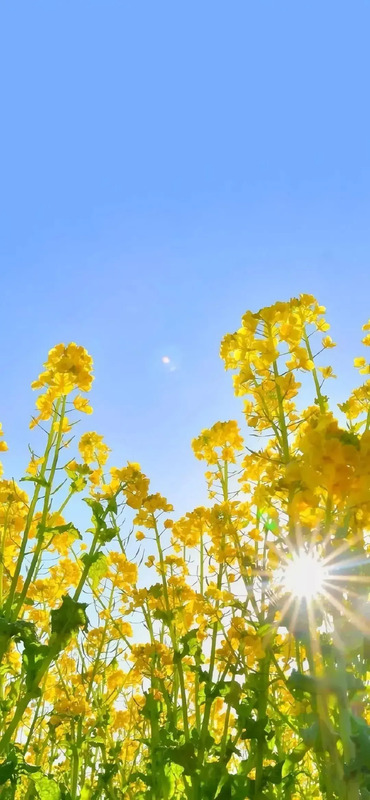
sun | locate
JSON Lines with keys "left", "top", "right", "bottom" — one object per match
{"left": 281, "top": 551, "right": 328, "bottom": 599}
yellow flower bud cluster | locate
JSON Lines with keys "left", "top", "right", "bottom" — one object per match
{"left": 30, "top": 342, "right": 94, "bottom": 428}
{"left": 192, "top": 420, "right": 243, "bottom": 465}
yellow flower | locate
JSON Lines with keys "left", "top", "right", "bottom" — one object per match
{"left": 109, "top": 552, "right": 138, "bottom": 587}
{"left": 78, "top": 432, "right": 110, "bottom": 465}
{"left": 322, "top": 335, "right": 336, "bottom": 348}
{"left": 32, "top": 343, "right": 94, "bottom": 395}
{"left": 106, "top": 669, "right": 126, "bottom": 692}
{"left": 110, "top": 463, "right": 150, "bottom": 508}
{"left": 53, "top": 415, "right": 71, "bottom": 433}
{"left": 192, "top": 420, "right": 243, "bottom": 464}
{"left": 0, "top": 423, "right": 7, "bottom": 453}
{"left": 73, "top": 395, "right": 93, "bottom": 414}
{"left": 26, "top": 456, "right": 45, "bottom": 476}
{"left": 318, "top": 366, "right": 336, "bottom": 379}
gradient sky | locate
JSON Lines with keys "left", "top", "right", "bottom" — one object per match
{"left": 1, "top": 1, "right": 370, "bottom": 517}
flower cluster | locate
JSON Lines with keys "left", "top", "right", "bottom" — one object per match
{"left": 30, "top": 342, "right": 94, "bottom": 427}
{"left": 0, "top": 299, "right": 369, "bottom": 800}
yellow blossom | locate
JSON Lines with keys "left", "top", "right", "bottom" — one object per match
{"left": 73, "top": 394, "right": 93, "bottom": 414}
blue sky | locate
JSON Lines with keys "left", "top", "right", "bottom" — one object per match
{"left": 1, "top": 1, "right": 370, "bottom": 516}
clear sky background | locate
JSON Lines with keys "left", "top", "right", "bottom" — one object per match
{"left": 1, "top": 1, "right": 370, "bottom": 516}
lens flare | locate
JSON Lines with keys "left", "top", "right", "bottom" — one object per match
{"left": 281, "top": 551, "right": 328, "bottom": 599}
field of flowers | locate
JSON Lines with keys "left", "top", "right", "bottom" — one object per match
{"left": 1, "top": 293, "right": 370, "bottom": 800}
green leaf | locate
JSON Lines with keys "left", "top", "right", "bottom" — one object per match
{"left": 32, "top": 775, "right": 61, "bottom": 800}
{"left": 281, "top": 758, "right": 294, "bottom": 780}
{"left": 163, "top": 742, "right": 197, "bottom": 773}
{"left": 256, "top": 623, "right": 274, "bottom": 638}
{"left": 282, "top": 743, "right": 307, "bottom": 778}
{"left": 350, "top": 716, "right": 370, "bottom": 773}
{"left": 204, "top": 679, "right": 226, "bottom": 700}
{"left": 43, "top": 523, "right": 81, "bottom": 540}
{"left": 23, "top": 641, "right": 51, "bottom": 693}
{"left": 199, "top": 762, "right": 228, "bottom": 800}
{"left": 240, "top": 717, "right": 268, "bottom": 741}
{"left": 0, "top": 758, "right": 16, "bottom": 786}
{"left": 82, "top": 552, "right": 108, "bottom": 590}
{"left": 153, "top": 609, "right": 175, "bottom": 626}
{"left": 20, "top": 476, "right": 50, "bottom": 487}
{"left": 21, "top": 763, "right": 41, "bottom": 775}
{"left": 106, "top": 496, "right": 118, "bottom": 514}
{"left": 301, "top": 720, "right": 339, "bottom": 753}
{"left": 264, "top": 761, "right": 284, "bottom": 785}
{"left": 83, "top": 498, "right": 104, "bottom": 517}
{"left": 287, "top": 670, "right": 321, "bottom": 696}
{"left": 97, "top": 526, "right": 119, "bottom": 544}
{"left": 339, "top": 430, "right": 360, "bottom": 449}
{"left": 50, "top": 595, "right": 89, "bottom": 649}
{"left": 220, "top": 680, "right": 242, "bottom": 708}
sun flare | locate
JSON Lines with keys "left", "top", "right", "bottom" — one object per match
{"left": 281, "top": 551, "right": 328, "bottom": 599}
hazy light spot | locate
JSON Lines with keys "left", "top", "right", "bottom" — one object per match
{"left": 162, "top": 356, "right": 170, "bottom": 364}
{"left": 281, "top": 551, "right": 328, "bottom": 599}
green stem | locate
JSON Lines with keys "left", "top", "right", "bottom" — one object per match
{"left": 153, "top": 515, "right": 190, "bottom": 740}
{"left": 303, "top": 329, "right": 326, "bottom": 413}
{"left": 12, "top": 398, "right": 67, "bottom": 619}
{"left": 254, "top": 654, "right": 271, "bottom": 799}
{"left": 4, "top": 401, "right": 61, "bottom": 621}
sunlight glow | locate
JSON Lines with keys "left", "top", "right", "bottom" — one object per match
{"left": 282, "top": 551, "right": 328, "bottom": 599}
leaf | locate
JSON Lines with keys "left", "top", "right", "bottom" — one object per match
{"left": 163, "top": 742, "right": 197, "bottom": 774}
{"left": 282, "top": 743, "right": 307, "bottom": 778}
{"left": 32, "top": 775, "right": 61, "bottom": 800}
{"left": 178, "top": 629, "right": 201, "bottom": 658}
{"left": 97, "top": 526, "right": 120, "bottom": 544}
{"left": 21, "top": 763, "right": 41, "bottom": 775}
{"left": 50, "top": 595, "right": 89, "bottom": 650}
{"left": 281, "top": 758, "right": 294, "bottom": 780}
{"left": 287, "top": 670, "right": 321, "bottom": 696}
{"left": 339, "top": 430, "right": 360, "bottom": 449}
{"left": 264, "top": 761, "right": 284, "bottom": 785}
{"left": 83, "top": 498, "right": 104, "bottom": 517}
{"left": 20, "top": 475, "right": 50, "bottom": 487}
{"left": 82, "top": 552, "right": 108, "bottom": 590}
{"left": 43, "top": 523, "right": 81, "bottom": 540}
{"left": 240, "top": 717, "right": 268, "bottom": 741}
{"left": 106, "top": 496, "right": 118, "bottom": 514}
{"left": 204, "top": 679, "right": 226, "bottom": 700}
{"left": 153, "top": 609, "right": 175, "bottom": 626}
{"left": 199, "top": 762, "right": 228, "bottom": 800}
{"left": 147, "top": 583, "right": 163, "bottom": 599}
{"left": 350, "top": 717, "right": 370, "bottom": 773}
{"left": 0, "top": 758, "right": 16, "bottom": 786}
{"left": 220, "top": 680, "right": 242, "bottom": 708}
{"left": 23, "top": 641, "right": 51, "bottom": 693}
{"left": 256, "top": 623, "right": 274, "bottom": 638}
